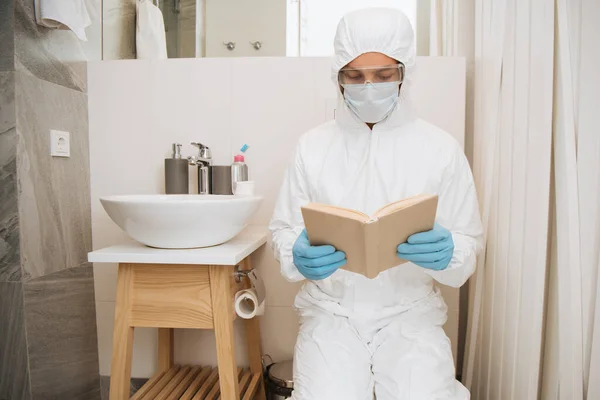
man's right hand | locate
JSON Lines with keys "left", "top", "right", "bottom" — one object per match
{"left": 292, "top": 230, "right": 347, "bottom": 280}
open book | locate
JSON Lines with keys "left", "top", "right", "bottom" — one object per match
{"left": 301, "top": 194, "right": 438, "bottom": 279}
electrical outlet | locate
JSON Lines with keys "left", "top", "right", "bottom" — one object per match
{"left": 50, "top": 130, "right": 70, "bottom": 158}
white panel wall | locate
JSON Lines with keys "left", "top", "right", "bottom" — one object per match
{"left": 88, "top": 56, "right": 466, "bottom": 377}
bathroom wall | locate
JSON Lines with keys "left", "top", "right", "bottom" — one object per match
{"left": 0, "top": 1, "right": 102, "bottom": 398}
{"left": 88, "top": 56, "right": 466, "bottom": 378}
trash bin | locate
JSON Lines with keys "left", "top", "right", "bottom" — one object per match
{"left": 264, "top": 359, "right": 293, "bottom": 400}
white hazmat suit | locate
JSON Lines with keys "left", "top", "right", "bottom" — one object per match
{"left": 269, "top": 7, "right": 483, "bottom": 400}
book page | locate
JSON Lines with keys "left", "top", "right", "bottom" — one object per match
{"left": 302, "top": 203, "right": 369, "bottom": 223}
{"left": 373, "top": 194, "right": 436, "bottom": 219}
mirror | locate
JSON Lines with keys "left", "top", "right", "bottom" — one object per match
{"left": 105, "top": 0, "right": 419, "bottom": 59}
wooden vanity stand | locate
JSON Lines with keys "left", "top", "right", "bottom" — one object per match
{"left": 89, "top": 228, "right": 268, "bottom": 400}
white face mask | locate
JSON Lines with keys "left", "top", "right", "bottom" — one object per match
{"left": 342, "top": 81, "right": 401, "bottom": 123}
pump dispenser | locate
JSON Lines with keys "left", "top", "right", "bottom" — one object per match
{"left": 165, "top": 143, "right": 189, "bottom": 194}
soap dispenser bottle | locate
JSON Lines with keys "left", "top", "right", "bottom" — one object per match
{"left": 231, "top": 144, "right": 249, "bottom": 193}
{"left": 165, "top": 143, "right": 189, "bottom": 194}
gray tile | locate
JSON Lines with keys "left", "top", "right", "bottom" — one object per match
{"left": 16, "top": 71, "right": 92, "bottom": 280}
{"left": 0, "top": 128, "right": 20, "bottom": 282}
{"left": 0, "top": 72, "right": 21, "bottom": 282}
{"left": 99, "top": 376, "right": 149, "bottom": 400}
{"left": 99, "top": 377, "right": 109, "bottom": 400}
{"left": 0, "top": 282, "right": 32, "bottom": 400}
{"left": 0, "top": 71, "right": 16, "bottom": 133}
{"left": 0, "top": 0, "right": 15, "bottom": 72}
{"left": 102, "top": 0, "right": 137, "bottom": 60}
{"left": 130, "top": 377, "right": 149, "bottom": 395}
{"left": 14, "top": 0, "right": 101, "bottom": 91}
{"left": 23, "top": 265, "right": 100, "bottom": 400}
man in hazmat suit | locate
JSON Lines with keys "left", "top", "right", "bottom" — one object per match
{"left": 269, "top": 7, "right": 483, "bottom": 400}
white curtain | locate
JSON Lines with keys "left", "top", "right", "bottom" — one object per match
{"left": 428, "top": 0, "right": 464, "bottom": 57}
{"left": 425, "top": 0, "right": 475, "bottom": 163}
{"left": 430, "top": 0, "right": 600, "bottom": 398}
{"left": 466, "top": 1, "right": 555, "bottom": 398}
{"left": 428, "top": 1, "right": 554, "bottom": 397}
{"left": 543, "top": 0, "right": 600, "bottom": 398}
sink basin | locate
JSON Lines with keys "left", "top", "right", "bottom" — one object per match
{"left": 100, "top": 195, "right": 263, "bottom": 249}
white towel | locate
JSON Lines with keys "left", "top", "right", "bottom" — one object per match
{"left": 136, "top": 0, "right": 168, "bottom": 59}
{"left": 34, "top": 0, "right": 91, "bottom": 41}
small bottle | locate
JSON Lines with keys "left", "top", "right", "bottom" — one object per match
{"left": 231, "top": 144, "right": 249, "bottom": 193}
{"left": 165, "top": 143, "right": 189, "bottom": 194}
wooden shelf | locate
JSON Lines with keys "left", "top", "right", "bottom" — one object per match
{"left": 130, "top": 365, "right": 262, "bottom": 400}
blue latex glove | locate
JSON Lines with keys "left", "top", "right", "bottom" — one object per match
{"left": 292, "top": 230, "right": 347, "bottom": 280}
{"left": 397, "top": 224, "right": 454, "bottom": 271}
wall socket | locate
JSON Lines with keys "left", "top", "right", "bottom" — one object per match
{"left": 50, "top": 130, "right": 70, "bottom": 158}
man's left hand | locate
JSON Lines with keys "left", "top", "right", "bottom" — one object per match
{"left": 397, "top": 223, "right": 454, "bottom": 271}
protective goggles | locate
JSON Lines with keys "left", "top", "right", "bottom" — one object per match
{"left": 338, "top": 64, "right": 405, "bottom": 85}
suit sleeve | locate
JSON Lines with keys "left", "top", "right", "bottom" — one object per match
{"left": 269, "top": 145, "right": 311, "bottom": 282}
{"left": 425, "top": 148, "right": 484, "bottom": 287}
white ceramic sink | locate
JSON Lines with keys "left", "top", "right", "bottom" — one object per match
{"left": 100, "top": 195, "right": 263, "bottom": 249}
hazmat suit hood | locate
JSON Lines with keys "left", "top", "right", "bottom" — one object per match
{"left": 332, "top": 7, "right": 416, "bottom": 81}
{"left": 332, "top": 8, "right": 417, "bottom": 128}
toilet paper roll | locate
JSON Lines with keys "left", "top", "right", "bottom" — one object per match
{"left": 234, "top": 288, "right": 265, "bottom": 319}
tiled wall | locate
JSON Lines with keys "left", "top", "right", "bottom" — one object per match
{"left": 0, "top": 1, "right": 102, "bottom": 398}
{"left": 88, "top": 56, "right": 466, "bottom": 378}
